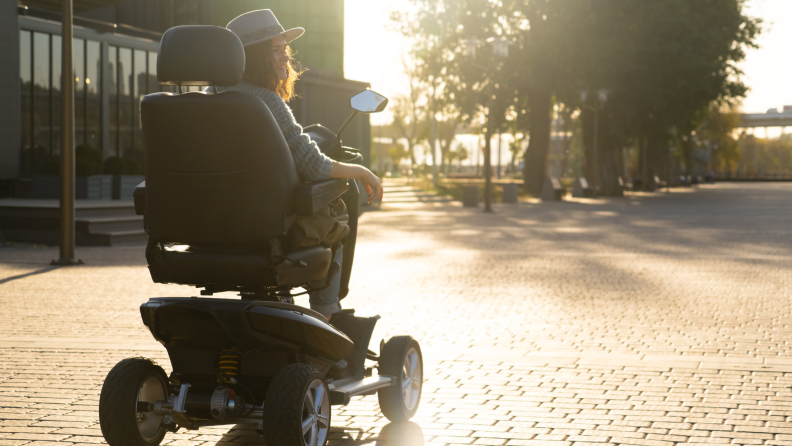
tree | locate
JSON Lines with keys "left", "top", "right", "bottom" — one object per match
{"left": 389, "top": 56, "right": 428, "bottom": 167}
{"left": 388, "top": 144, "right": 411, "bottom": 169}
{"left": 390, "top": 0, "right": 511, "bottom": 151}
{"left": 504, "top": 0, "right": 559, "bottom": 195}
{"left": 394, "top": 0, "right": 760, "bottom": 195}
{"left": 389, "top": 94, "right": 424, "bottom": 167}
{"left": 557, "top": 0, "right": 760, "bottom": 193}
{"left": 698, "top": 104, "right": 741, "bottom": 175}
{"left": 437, "top": 118, "right": 458, "bottom": 173}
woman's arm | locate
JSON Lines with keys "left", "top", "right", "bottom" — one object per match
{"left": 330, "top": 162, "right": 383, "bottom": 203}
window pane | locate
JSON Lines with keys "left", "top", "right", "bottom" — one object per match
{"left": 148, "top": 51, "right": 158, "bottom": 93}
{"left": 133, "top": 49, "right": 146, "bottom": 158}
{"left": 74, "top": 38, "right": 85, "bottom": 146}
{"left": 20, "top": 30, "right": 32, "bottom": 176}
{"left": 52, "top": 34, "right": 62, "bottom": 158}
{"left": 86, "top": 40, "right": 101, "bottom": 151}
{"left": 118, "top": 47, "right": 133, "bottom": 158}
{"left": 33, "top": 32, "right": 50, "bottom": 162}
{"left": 108, "top": 46, "right": 118, "bottom": 156}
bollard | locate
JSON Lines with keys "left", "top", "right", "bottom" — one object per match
{"left": 462, "top": 185, "right": 479, "bottom": 207}
{"left": 501, "top": 183, "right": 519, "bottom": 203}
{"left": 541, "top": 177, "right": 564, "bottom": 201}
{"left": 572, "top": 177, "right": 594, "bottom": 198}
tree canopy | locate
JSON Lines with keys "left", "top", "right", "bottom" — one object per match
{"left": 392, "top": 0, "right": 761, "bottom": 194}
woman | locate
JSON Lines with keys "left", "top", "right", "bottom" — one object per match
{"left": 221, "top": 10, "right": 383, "bottom": 320}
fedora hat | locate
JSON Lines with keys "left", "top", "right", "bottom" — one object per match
{"left": 226, "top": 9, "right": 304, "bottom": 47}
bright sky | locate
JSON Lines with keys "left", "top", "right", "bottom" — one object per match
{"left": 740, "top": 0, "right": 792, "bottom": 113}
{"left": 344, "top": 0, "right": 791, "bottom": 121}
{"left": 343, "top": 0, "right": 409, "bottom": 125}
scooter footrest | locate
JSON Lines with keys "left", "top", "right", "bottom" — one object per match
{"left": 329, "top": 389, "right": 350, "bottom": 406}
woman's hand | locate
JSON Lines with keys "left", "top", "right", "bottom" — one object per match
{"left": 330, "top": 162, "right": 384, "bottom": 203}
{"left": 359, "top": 168, "right": 383, "bottom": 203}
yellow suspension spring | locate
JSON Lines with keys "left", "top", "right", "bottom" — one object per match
{"left": 218, "top": 349, "right": 241, "bottom": 384}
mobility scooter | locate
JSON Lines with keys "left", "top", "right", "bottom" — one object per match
{"left": 97, "top": 25, "right": 423, "bottom": 446}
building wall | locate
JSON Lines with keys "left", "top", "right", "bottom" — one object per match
{"left": 291, "top": 73, "right": 371, "bottom": 167}
{"left": 5, "top": 1, "right": 363, "bottom": 195}
{"left": 16, "top": 16, "right": 160, "bottom": 183}
{"left": 79, "top": 0, "right": 345, "bottom": 78}
{"left": 0, "top": 0, "right": 21, "bottom": 179}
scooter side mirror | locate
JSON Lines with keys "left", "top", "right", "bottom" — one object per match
{"left": 350, "top": 89, "right": 389, "bottom": 114}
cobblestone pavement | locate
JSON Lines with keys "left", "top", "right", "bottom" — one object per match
{"left": 2, "top": 183, "right": 792, "bottom": 445}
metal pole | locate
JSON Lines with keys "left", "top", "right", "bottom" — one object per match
{"left": 667, "top": 147, "right": 672, "bottom": 193}
{"left": 484, "top": 88, "right": 494, "bottom": 212}
{"left": 430, "top": 94, "right": 438, "bottom": 188}
{"left": 592, "top": 108, "right": 599, "bottom": 197}
{"left": 53, "top": 0, "right": 82, "bottom": 265}
{"left": 484, "top": 126, "right": 492, "bottom": 212}
{"left": 496, "top": 128, "right": 502, "bottom": 179}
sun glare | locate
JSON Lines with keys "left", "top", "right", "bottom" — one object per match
{"left": 344, "top": 0, "right": 410, "bottom": 125}
{"left": 346, "top": 0, "right": 792, "bottom": 120}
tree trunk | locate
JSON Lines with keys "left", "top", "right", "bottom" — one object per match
{"left": 522, "top": 87, "right": 553, "bottom": 196}
{"left": 484, "top": 119, "right": 494, "bottom": 211}
{"left": 639, "top": 138, "right": 648, "bottom": 190}
{"left": 408, "top": 140, "right": 416, "bottom": 167}
{"left": 681, "top": 133, "right": 694, "bottom": 176}
{"left": 644, "top": 134, "right": 666, "bottom": 190}
{"left": 599, "top": 147, "right": 623, "bottom": 196}
{"left": 581, "top": 108, "right": 594, "bottom": 183}
{"left": 596, "top": 113, "right": 623, "bottom": 197}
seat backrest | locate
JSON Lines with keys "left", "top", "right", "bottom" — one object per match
{"left": 142, "top": 25, "right": 300, "bottom": 245}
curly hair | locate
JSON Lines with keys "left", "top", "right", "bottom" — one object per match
{"left": 242, "top": 39, "right": 303, "bottom": 102}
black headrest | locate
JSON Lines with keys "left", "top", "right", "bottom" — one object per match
{"left": 157, "top": 25, "right": 245, "bottom": 86}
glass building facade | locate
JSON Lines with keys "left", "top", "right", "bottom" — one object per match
{"left": 18, "top": 19, "right": 163, "bottom": 178}
{"left": 6, "top": 2, "right": 367, "bottom": 198}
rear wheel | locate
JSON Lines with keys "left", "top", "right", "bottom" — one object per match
{"left": 263, "top": 363, "right": 331, "bottom": 446}
{"left": 377, "top": 336, "right": 423, "bottom": 421}
{"left": 99, "top": 357, "right": 170, "bottom": 446}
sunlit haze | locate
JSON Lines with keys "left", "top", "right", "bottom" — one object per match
{"left": 344, "top": 0, "right": 792, "bottom": 120}
{"left": 344, "top": 0, "right": 409, "bottom": 125}
{"left": 741, "top": 0, "right": 792, "bottom": 113}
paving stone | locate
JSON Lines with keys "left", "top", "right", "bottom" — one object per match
{"left": 3, "top": 184, "right": 792, "bottom": 445}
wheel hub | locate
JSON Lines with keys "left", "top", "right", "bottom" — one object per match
{"left": 401, "top": 347, "right": 422, "bottom": 411}
{"left": 136, "top": 375, "right": 167, "bottom": 441}
{"left": 302, "top": 379, "right": 330, "bottom": 446}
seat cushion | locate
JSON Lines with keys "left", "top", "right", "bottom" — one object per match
{"left": 148, "top": 245, "right": 332, "bottom": 289}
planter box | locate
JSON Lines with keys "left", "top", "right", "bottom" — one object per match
{"left": 113, "top": 175, "right": 146, "bottom": 200}
{"left": 31, "top": 175, "right": 113, "bottom": 200}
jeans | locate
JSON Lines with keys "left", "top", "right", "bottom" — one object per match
{"left": 309, "top": 243, "right": 343, "bottom": 316}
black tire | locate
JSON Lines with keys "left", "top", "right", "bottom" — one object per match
{"left": 263, "top": 363, "right": 331, "bottom": 446}
{"left": 99, "top": 357, "right": 170, "bottom": 446}
{"left": 377, "top": 336, "right": 423, "bottom": 421}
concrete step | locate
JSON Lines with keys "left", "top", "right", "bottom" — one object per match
{"left": 77, "top": 215, "right": 144, "bottom": 233}
{"left": 385, "top": 190, "right": 433, "bottom": 197}
{"left": 0, "top": 200, "right": 145, "bottom": 246}
{"left": 384, "top": 186, "right": 422, "bottom": 192}
{"left": 74, "top": 229, "right": 148, "bottom": 247}
{"left": 382, "top": 183, "right": 452, "bottom": 204}
{"left": 385, "top": 195, "right": 453, "bottom": 203}
{"left": 75, "top": 205, "right": 137, "bottom": 218}
{"left": 88, "top": 230, "right": 149, "bottom": 246}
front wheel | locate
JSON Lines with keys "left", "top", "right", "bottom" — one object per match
{"left": 99, "top": 357, "right": 170, "bottom": 446}
{"left": 263, "top": 363, "right": 331, "bottom": 446}
{"left": 377, "top": 336, "right": 423, "bottom": 421}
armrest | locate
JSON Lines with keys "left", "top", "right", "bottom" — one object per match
{"left": 133, "top": 181, "right": 146, "bottom": 215}
{"left": 294, "top": 179, "right": 349, "bottom": 216}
